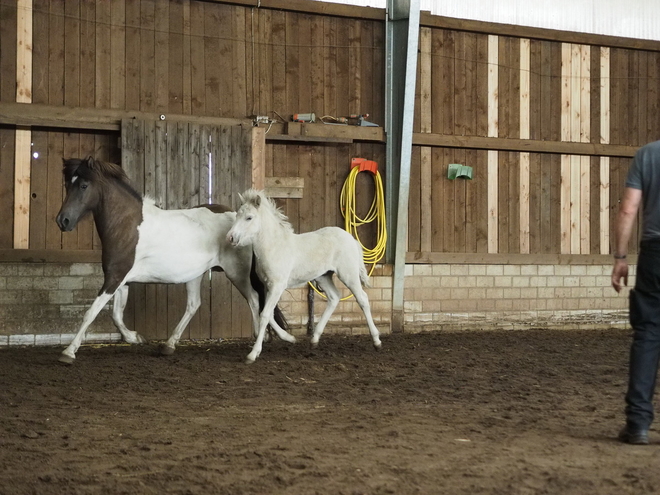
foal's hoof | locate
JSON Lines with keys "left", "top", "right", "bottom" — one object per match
{"left": 310, "top": 341, "right": 319, "bottom": 349}
{"left": 59, "top": 354, "right": 75, "bottom": 365}
{"left": 245, "top": 357, "right": 256, "bottom": 365}
{"left": 160, "top": 345, "right": 175, "bottom": 356}
{"left": 373, "top": 341, "right": 382, "bottom": 351}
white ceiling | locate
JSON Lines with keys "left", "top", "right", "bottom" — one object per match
{"left": 314, "top": 0, "right": 660, "bottom": 42}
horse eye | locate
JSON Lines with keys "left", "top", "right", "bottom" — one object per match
{"left": 80, "top": 183, "right": 88, "bottom": 190}
{"left": 246, "top": 216, "right": 253, "bottom": 221}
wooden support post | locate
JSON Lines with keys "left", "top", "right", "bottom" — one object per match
{"left": 13, "top": 0, "right": 32, "bottom": 249}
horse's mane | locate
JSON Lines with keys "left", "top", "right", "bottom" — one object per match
{"left": 242, "top": 189, "right": 294, "bottom": 234}
{"left": 62, "top": 157, "right": 141, "bottom": 201}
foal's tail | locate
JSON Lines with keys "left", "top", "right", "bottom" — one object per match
{"left": 249, "top": 252, "right": 289, "bottom": 331}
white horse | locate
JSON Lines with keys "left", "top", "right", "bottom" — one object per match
{"left": 227, "top": 189, "right": 381, "bottom": 363}
{"left": 55, "top": 158, "right": 295, "bottom": 364}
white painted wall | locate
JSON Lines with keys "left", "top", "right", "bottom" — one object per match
{"left": 314, "top": 0, "right": 660, "bottom": 41}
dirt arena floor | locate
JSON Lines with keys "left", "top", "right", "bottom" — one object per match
{"left": 1, "top": 328, "right": 659, "bottom": 495}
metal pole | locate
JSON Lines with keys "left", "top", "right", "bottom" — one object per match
{"left": 385, "top": 0, "right": 420, "bottom": 332}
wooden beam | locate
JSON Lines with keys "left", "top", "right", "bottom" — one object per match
{"left": 0, "top": 249, "right": 102, "bottom": 263}
{"left": 264, "top": 177, "right": 305, "bottom": 198}
{"left": 406, "top": 251, "right": 636, "bottom": 265}
{"left": 420, "top": 13, "right": 660, "bottom": 53}
{"left": 412, "top": 132, "right": 637, "bottom": 157}
{"left": 13, "top": 0, "right": 32, "bottom": 249}
{"left": 0, "top": 101, "right": 248, "bottom": 131}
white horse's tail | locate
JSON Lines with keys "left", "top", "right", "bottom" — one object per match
{"left": 355, "top": 239, "right": 371, "bottom": 288}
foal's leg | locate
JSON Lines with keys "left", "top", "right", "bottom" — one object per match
{"left": 338, "top": 271, "right": 382, "bottom": 349}
{"left": 60, "top": 291, "right": 116, "bottom": 364}
{"left": 246, "top": 284, "right": 286, "bottom": 364}
{"left": 161, "top": 275, "right": 203, "bottom": 355}
{"left": 111, "top": 285, "right": 148, "bottom": 344}
{"left": 309, "top": 273, "right": 341, "bottom": 347}
{"left": 224, "top": 267, "right": 295, "bottom": 344}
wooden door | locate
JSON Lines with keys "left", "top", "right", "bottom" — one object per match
{"left": 120, "top": 119, "right": 264, "bottom": 341}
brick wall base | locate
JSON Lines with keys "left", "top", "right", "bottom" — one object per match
{"left": 0, "top": 262, "right": 632, "bottom": 346}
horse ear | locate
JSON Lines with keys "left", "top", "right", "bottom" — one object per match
{"left": 255, "top": 194, "right": 261, "bottom": 207}
{"left": 86, "top": 156, "right": 95, "bottom": 168}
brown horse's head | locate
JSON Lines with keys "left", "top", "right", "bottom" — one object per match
{"left": 56, "top": 157, "right": 134, "bottom": 232}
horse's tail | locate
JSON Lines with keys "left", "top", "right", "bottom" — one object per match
{"left": 249, "top": 252, "right": 289, "bottom": 331}
{"left": 356, "top": 239, "right": 371, "bottom": 288}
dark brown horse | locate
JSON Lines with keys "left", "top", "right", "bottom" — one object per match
{"left": 55, "top": 157, "right": 293, "bottom": 364}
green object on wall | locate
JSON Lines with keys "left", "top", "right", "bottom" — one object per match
{"left": 447, "top": 164, "right": 473, "bottom": 180}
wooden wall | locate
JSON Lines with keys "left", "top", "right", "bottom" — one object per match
{"left": 409, "top": 27, "right": 660, "bottom": 257}
{"left": 1, "top": 0, "right": 659, "bottom": 259}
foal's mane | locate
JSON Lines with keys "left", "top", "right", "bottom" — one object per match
{"left": 242, "top": 189, "right": 294, "bottom": 234}
{"left": 62, "top": 157, "right": 142, "bottom": 201}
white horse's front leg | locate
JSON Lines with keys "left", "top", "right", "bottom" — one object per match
{"left": 60, "top": 291, "right": 115, "bottom": 364}
{"left": 161, "top": 276, "right": 203, "bottom": 355}
{"left": 246, "top": 286, "right": 285, "bottom": 364}
{"left": 112, "top": 285, "right": 148, "bottom": 344}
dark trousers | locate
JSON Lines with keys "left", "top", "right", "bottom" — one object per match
{"left": 626, "top": 240, "right": 660, "bottom": 430}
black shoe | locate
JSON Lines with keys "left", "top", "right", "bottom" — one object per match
{"left": 618, "top": 426, "right": 649, "bottom": 445}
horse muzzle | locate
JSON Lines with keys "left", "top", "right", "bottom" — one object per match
{"left": 227, "top": 232, "right": 240, "bottom": 247}
{"left": 56, "top": 213, "right": 74, "bottom": 232}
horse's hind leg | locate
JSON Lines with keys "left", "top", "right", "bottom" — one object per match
{"left": 340, "top": 274, "right": 382, "bottom": 350}
{"left": 161, "top": 275, "right": 203, "bottom": 355}
{"left": 60, "top": 291, "right": 115, "bottom": 364}
{"left": 310, "top": 274, "right": 341, "bottom": 348}
{"left": 112, "top": 285, "right": 147, "bottom": 345}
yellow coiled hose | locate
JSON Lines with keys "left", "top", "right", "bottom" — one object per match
{"left": 310, "top": 161, "right": 387, "bottom": 300}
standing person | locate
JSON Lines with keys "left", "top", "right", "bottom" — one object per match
{"left": 612, "top": 140, "right": 660, "bottom": 445}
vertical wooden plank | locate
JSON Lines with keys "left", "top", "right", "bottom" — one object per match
{"left": 203, "top": 3, "right": 220, "bottom": 116}
{"left": 168, "top": 0, "right": 184, "bottom": 115}
{"left": 418, "top": 27, "right": 432, "bottom": 252}
{"left": 263, "top": 10, "right": 282, "bottom": 121}
{"left": 0, "top": 0, "right": 18, "bottom": 104}
{"left": 251, "top": 126, "right": 266, "bottom": 190}
{"left": 125, "top": 0, "right": 140, "bottom": 110}
{"left": 13, "top": 130, "right": 31, "bottom": 249}
{"left": 13, "top": 0, "right": 32, "bottom": 249}
{"left": 487, "top": 35, "right": 498, "bottom": 253}
{"left": 232, "top": 6, "right": 247, "bottom": 118}
{"left": 580, "top": 45, "right": 591, "bottom": 254}
{"left": 519, "top": 38, "right": 530, "bottom": 254}
{"left": 0, "top": 128, "right": 16, "bottom": 249}
{"left": 216, "top": 3, "right": 233, "bottom": 118}
{"left": 182, "top": 0, "right": 191, "bottom": 114}
{"left": 153, "top": 1, "right": 169, "bottom": 113}
{"left": 254, "top": 8, "right": 272, "bottom": 116}
{"left": 600, "top": 47, "right": 611, "bottom": 254}
{"left": 140, "top": 0, "right": 155, "bottom": 112}
{"left": 189, "top": 0, "right": 205, "bottom": 114}
{"left": 95, "top": 0, "right": 111, "bottom": 109}
{"left": 110, "top": 0, "right": 126, "bottom": 110}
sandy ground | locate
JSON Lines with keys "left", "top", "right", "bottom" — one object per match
{"left": 1, "top": 328, "right": 659, "bottom": 495}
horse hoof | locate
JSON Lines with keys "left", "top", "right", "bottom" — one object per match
{"left": 160, "top": 345, "right": 175, "bottom": 356}
{"left": 136, "top": 334, "right": 149, "bottom": 344}
{"left": 245, "top": 357, "right": 255, "bottom": 365}
{"left": 59, "top": 354, "right": 75, "bottom": 365}
{"left": 373, "top": 342, "right": 382, "bottom": 351}
{"left": 310, "top": 341, "right": 319, "bottom": 349}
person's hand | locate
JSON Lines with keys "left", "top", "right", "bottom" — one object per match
{"left": 612, "top": 259, "right": 629, "bottom": 293}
